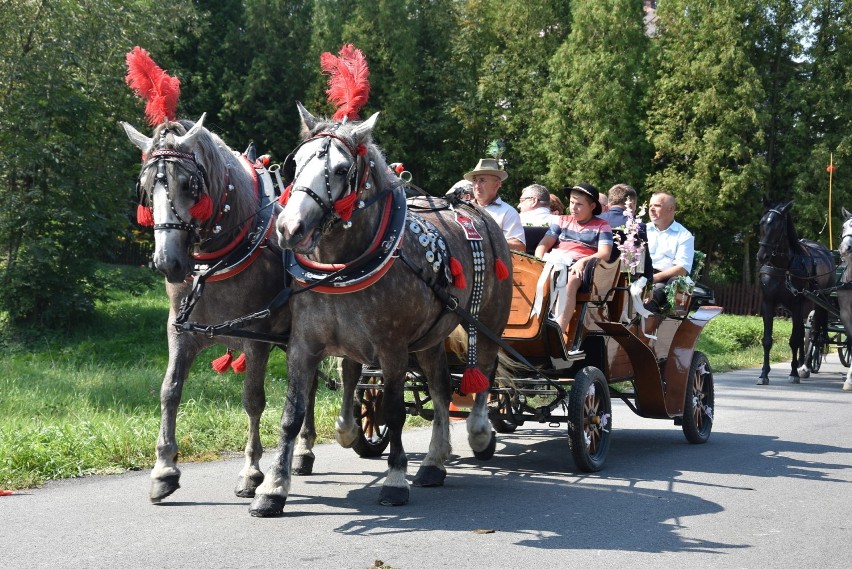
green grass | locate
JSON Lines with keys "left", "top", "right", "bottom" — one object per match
{"left": 0, "top": 266, "right": 799, "bottom": 490}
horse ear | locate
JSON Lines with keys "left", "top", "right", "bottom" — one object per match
{"left": 351, "top": 112, "right": 380, "bottom": 146}
{"left": 781, "top": 200, "right": 794, "bottom": 213}
{"left": 843, "top": 207, "right": 852, "bottom": 220}
{"left": 174, "top": 113, "right": 206, "bottom": 148}
{"left": 296, "top": 102, "right": 318, "bottom": 134}
{"left": 121, "top": 121, "right": 153, "bottom": 152}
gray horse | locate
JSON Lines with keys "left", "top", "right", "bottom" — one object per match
{"left": 121, "top": 115, "right": 318, "bottom": 502}
{"left": 837, "top": 208, "right": 852, "bottom": 391}
{"left": 248, "top": 104, "right": 514, "bottom": 517}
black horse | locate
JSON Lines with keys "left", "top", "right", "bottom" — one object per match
{"left": 756, "top": 201, "right": 835, "bottom": 384}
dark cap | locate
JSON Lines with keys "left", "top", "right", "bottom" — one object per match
{"left": 566, "top": 182, "right": 602, "bottom": 215}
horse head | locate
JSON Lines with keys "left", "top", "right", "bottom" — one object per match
{"left": 757, "top": 200, "right": 794, "bottom": 266}
{"left": 839, "top": 207, "right": 852, "bottom": 261}
{"left": 123, "top": 114, "right": 255, "bottom": 283}
{"left": 276, "top": 103, "right": 381, "bottom": 255}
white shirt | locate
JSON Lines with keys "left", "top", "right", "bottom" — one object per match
{"left": 482, "top": 197, "right": 526, "bottom": 245}
{"left": 647, "top": 220, "right": 694, "bottom": 274}
{"left": 520, "top": 207, "right": 557, "bottom": 227}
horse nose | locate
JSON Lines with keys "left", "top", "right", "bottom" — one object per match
{"left": 276, "top": 214, "right": 304, "bottom": 245}
{"left": 153, "top": 253, "right": 189, "bottom": 284}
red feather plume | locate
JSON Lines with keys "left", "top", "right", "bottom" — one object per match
{"left": 125, "top": 46, "right": 180, "bottom": 126}
{"left": 320, "top": 44, "right": 370, "bottom": 121}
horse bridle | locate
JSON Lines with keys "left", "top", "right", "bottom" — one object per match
{"left": 758, "top": 208, "right": 788, "bottom": 261}
{"left": 138, "top": 147, "right": 210, "bottom": 236}
{"left": 282, "top": 129, "right": 368, "bottom": 232}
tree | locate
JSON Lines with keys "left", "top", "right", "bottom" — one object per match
{"left": 645, "top": 0, "right": 768, "bottom": 280}
{"left": 0, "top": 0, "right": 194, "bottom": 327}
{"left": 791, "top": 0, "right": 851, "bottom": 244}
{"left": 536, "top": 0, "right": 651, "bottom": 197}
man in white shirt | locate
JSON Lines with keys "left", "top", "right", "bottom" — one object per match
{"left": 463, "top": 158, "right": 526, "bottom": 252}
{"left": 518, "top": 183, "right": 555, "bottom": 226}
{"left": 646, "top": 191, "right": 694, "bottom": 310}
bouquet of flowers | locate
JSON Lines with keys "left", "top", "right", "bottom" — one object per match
{"left": 614, "top": 199, "right": 646, "bottom": 282}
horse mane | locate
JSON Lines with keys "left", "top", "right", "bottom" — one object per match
{"left": 782, "top": 204, "right": 801, "bottom": 250}
{"left": 153, "top": 118, "right": 257, "bottom": 236}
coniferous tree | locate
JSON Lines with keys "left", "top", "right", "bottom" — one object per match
{"left": 791, "top": 0, "right": 851, "bottom": 243}
{"left": 646, "top": 0, "right": 768, "bottom": 278}
{"left": 538, "top": 0, "right": 651, "bottom": 196}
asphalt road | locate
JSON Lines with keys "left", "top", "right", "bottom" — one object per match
{"left": 3, "top": 355, "right": 851, "bottom": 569}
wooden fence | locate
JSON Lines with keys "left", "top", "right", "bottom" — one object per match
{"left": 704, "top": 280, "right": 792, "bottom": 317}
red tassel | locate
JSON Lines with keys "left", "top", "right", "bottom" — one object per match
{"left": 230, "top": 352, "right": 246, "bottom": 373}
{"left": 211, "top": 350, "right": 233, "bottom": 374}
{"left": 449, "top": 257, "right": 466, "bottom": 289}
{"left": 333, "top": 192, "right": 358, "bottom": 221}
{"left": 461, "top": 367, "right": 489, "bottom": 394}
{"left": 494, "top": 258, "right": 509, "bottom": 280}
{"left": 189, "top": 193, "right": 213, "bottom": 221}
{"left": 278, "top": 183, "right": 292, "bottom": 205}
{"left": 137, "top": 204, "right": 154, "bottom": 226}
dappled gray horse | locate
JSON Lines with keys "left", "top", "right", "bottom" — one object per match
{"left": 837, "top": 208, "right": 852, "bottom": 391}
{"left": 122, "top": 115, "right": 319, "bottom": 502}
{"left": 248, "top": 104, "right": 513, "bottom": 516}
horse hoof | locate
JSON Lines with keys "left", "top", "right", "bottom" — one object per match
{"left": 412, "top": 465, "right": 446, "bottom": 487}
{"left": 234, "top": 472, "right": 264, "bottom": 498}
{"left": 292, "top": 455, "right": 315, "bottom": 476}
{"left": 843, "top": 382, "right": 852, "bottom": 391}
{"left": 798, "top": 367, "right": 811, "bottom": 379}
{"left": 150, "top": 475, "right": 180, "bottom": 503}
{"left": 472, "top": 431, "right": 497, "bottom": 461}
{"left": 249, "top": 494, "right": 286, "bottom": 517}
{"left": 756, "top": 377, "right": 769, "bottom": 385}
{"left": 379, "top": 485, "right": 410, "bottom": 506}
{"left": 788, "top": 375, "right": 800, "bottom": 384}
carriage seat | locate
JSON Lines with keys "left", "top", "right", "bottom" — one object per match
{"left": 504, "top": 251, "right": 622, "bottom": 356}
{"left": 523, "top": 226, "right": 549, "bottom": 255}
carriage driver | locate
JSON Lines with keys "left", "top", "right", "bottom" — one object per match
{"left": 463, "top": 158, "right": 526, "bottom": 252}
{"left": 645, "top": 191, "right": 695, "bottom": 312}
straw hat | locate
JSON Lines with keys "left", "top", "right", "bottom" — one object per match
{"left": 463, "top": 158, "right": 508, "bottom": 182}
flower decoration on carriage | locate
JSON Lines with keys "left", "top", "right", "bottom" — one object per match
{"left": 614, "top": 198, "right": 647, "bottom": 283}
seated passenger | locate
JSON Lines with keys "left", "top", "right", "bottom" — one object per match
{"left": 518, "top": 183, "right": 555, "bottom": 226}
{"left": 463, "top": 158, "right": 526, "bottom": 252}
{"left": 645, "top": 191, "right": 694, "bottom": 312}
{"left": 549, "top": 193, "right": 565, "bottom": 215}
{"left": 534, "top": 183, "right": 613, "bottom": 334}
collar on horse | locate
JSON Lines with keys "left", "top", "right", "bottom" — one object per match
{"left": 189, "top": 155, "right": 280, "bottom": 282}
{"left": 285, "top": 184, "right": 408, "bottom": 293}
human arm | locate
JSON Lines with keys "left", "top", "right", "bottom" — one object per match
{"left": 534, "top": 234, "right": 558, "bottom": 259}
{"left": 651, "top": 229, "right": 694, "bottom": 283}
{"left": 571, "top": 242, "right": 612, "bottom": 278}
{"left": 507, "top": 238, "right": 526, "bottom": 252}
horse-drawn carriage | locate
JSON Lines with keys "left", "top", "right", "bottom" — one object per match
{"left": 802, "top": 261, "right": 851, "bottom": 371}
{"left": 123, "top": 44, "right": 723, "bottom": 516}
{"left": 352, "top": 225, "right": 721, "bottom": 473}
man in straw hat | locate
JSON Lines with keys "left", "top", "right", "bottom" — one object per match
{"left": 463, "top": 158, "right": 526, "bottom": 252}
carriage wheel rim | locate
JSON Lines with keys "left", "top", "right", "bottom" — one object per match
{"left": 584, "top": 393, "right": 601, "bottom": 452}
{"left": 360, "top": 386, "right": 384, "bottom": 440}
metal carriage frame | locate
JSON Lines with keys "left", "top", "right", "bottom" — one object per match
{"left": 350, "top": 244, "right": 722, "bottom": 472}
{"left": 801, "top": 258, "right": 852, "bottom": 371}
